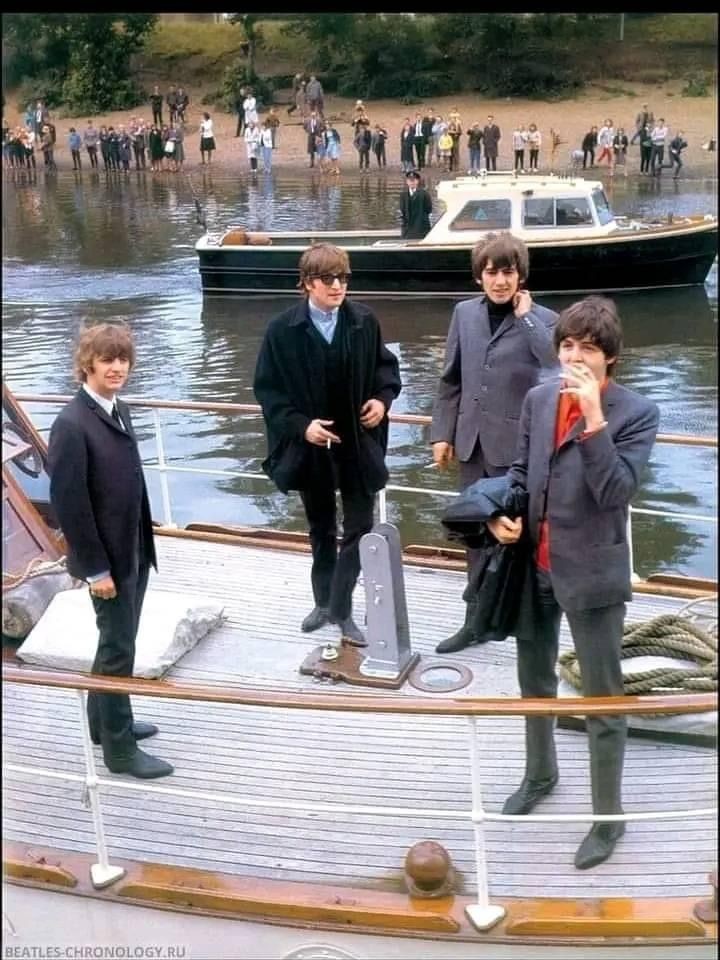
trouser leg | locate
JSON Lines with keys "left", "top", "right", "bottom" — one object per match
{"left": 88, "top": 564, "right": 149, "bottom": 762}
{"left": 566, "top": 603, "right": 626, "bottom": 814}
{"left": 300, "top": 472, "right": 338, "bottom": 609}
{"left": 459, "top": 447, "right": 506, "bottom": 584}
{"left": 327, "top": 477, "right": 375, "bottom": 621}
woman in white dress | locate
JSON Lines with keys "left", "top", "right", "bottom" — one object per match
{"left": 243, "top": 90, "right": 258, "bottom": 128}
{"left": 200, "top": 112, "right": 215, "bottom": 165}
{"left": 244, "top": 120, "right": 261, "bottom": 171}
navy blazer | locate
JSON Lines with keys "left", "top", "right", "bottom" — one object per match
{"left": 430, "top": 295, "right": 558, "bottom": 468}
{"left": 508, "top": 378, "right": 659, "bottom": 612}
{"left": 48, "top": 388, "right": 156, "bottom": 582}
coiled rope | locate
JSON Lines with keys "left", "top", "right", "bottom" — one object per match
{"left": 2, "top": 556, "right": 68, "bottom": 589}
{"left": 559, "top": 604, "right": 718, "bottom": 695}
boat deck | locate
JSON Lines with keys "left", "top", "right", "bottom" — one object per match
{"left": 3, "top": 535, "right": 717, "bottom": 900}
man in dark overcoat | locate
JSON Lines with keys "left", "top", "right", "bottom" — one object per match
{"left": 48, "top": 323, "right": 172, "bottom": 780}
{"left": 253, "top": 244, "right": 401, "bottom": 646}
{"left": 482, "top": 114, "right": 501, "bottom": 171}
{"left": 399, "top": 170, "right": 433, "bottom": 239}
{"left": 488, "top": 296, "right": 659, "bottom": 870}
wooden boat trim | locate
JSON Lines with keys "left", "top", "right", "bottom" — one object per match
{"left": 3, "top": 843, "right": 714, "bottom": 944}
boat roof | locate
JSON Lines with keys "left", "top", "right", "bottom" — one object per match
{"left": 436, "top": 172, "right": 606, "bottom": 203}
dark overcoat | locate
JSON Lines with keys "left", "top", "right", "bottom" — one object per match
{"left": 253, "top": 298, "right": 401, "bottom": 495}
{"left": 399, "top": 186, "right": 433, "bottom": 239}
{"left": 47, "top": 388, "right": 156, "bottom": 582}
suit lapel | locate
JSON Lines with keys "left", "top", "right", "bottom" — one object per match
{"left": 78, "top": 387, "right": 127, "bottom": 436}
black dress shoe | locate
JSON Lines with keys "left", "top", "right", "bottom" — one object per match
{"left": 301, "top": 605, "right": 330, "bottom": 632}
{"left": 334, "top": 616, "right": 367, "bottom": 647}
{"left": 435, "top": 624, "right": 475, "bottom": 654}
{"left": 502, "top": 774, "right": 559, "bottom": 815}
{"left": 105, "top": 748, "right": 174, "bottom": 779}
{"left": 574, "top": 821, "right": 625, "bottom": 870}
{"left": 90, "top": 721, "right": 158, "bottom": 746}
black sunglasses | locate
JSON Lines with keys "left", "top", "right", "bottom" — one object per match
{"left": 311, "top": 273, "right": 351, "bottom": 286}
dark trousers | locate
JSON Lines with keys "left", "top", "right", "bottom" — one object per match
{"left": 358, "top": 148, "right": 370, "bottom": 169}
{"left": 459, "top": 443, "right": 507, "bottom": 585}
{"left": 133, "top": 146, "right": 146, "bottom": 169}
{"left": 414, "top": 138, "right": 426, "bottom": 168}
{"left": 650, "top": 144, "right": 664, "bottom": 174}
{"left": 299, "top": 457, "right": 375, "bottom": 621}
{"left": 152, "top": 107, "right": 163, "bottom": 126}
{"left": 71, "top": 149, "right": 81, "bottom": 170}
{"left": 485, "top": 152, "right": 497, "bottom": 171}
{"left": 374, "top": 145, "right": 386, "bottom": 167}
{"left": 583, "top": 148, "right": 594, "bottom": 168}
{"left": 86, "top": 145, "right": 98, "bottom": 168}
{"left": 236, "top": 113, "right": 244, "bottom": 137}
{"left": 87, "top": 563, "right": 149, "bottom": 763}
{"left": 640, "top": 146, "right": 652, "bottom": 173}
{"left": 528, "top": 148, "right": 539, "bottom": 170}
{"left": 514, "top": 149, "right": 524, "bottom": 171}
{"left": 516, "top": 567, "right": 627, "bottom": 814}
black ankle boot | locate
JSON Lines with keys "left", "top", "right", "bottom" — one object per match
{"left": 435, "top": 623, "right": 475, "bottom": 654}
{"left": 574, "top": 821, "right": 625, "bottom": 870}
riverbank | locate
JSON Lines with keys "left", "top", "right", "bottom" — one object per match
{"left": 4, "top": 80, "right": 718, "bottom": 179}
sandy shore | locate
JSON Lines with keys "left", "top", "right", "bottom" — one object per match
{"left": 5, "top": 80, "right": 717, "bottom": 179}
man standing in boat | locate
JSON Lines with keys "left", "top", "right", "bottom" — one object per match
{"left": 430, "top": 233, "right": 558, "bottom": 653}
{"left": 253, "top": 244, "right": 402, "bottom": 647}
{"left": 399, "top": 170, "right": 433, "bottom": 239}
{"left": 47, "top": 323, "right": 173, "bottom": 780}
{"left": 488, "top": 296, "right": 659, "bottom": 869}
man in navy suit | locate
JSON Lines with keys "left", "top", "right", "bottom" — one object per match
{"left": 431, "top": 234, "right": 558, "bottom": 652}
{"left": 488, "top": 296, "right": 660, "bottom": 869}
{"left": 48, "top": 324, "right": 173, "bottom": 779}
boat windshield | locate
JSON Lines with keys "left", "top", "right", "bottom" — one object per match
{"left": 522, "top": 196, "right": 593, "bottom": 228}
{"left": 449, "top": 199, "right": 512, "bottom": 232}
{"left": 592, "top": 188, "right": 614, "bottom": 225}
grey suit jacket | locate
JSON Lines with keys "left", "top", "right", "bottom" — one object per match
{"left": 430, "top": 295, "right": 558, "bottom": 468}
{"left": 508, "top": 378, "right": 660, "bottom": 613}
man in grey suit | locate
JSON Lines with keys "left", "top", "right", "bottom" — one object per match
{"left": 488, "top": 296, "right": 660, "bottom": 869}
{"left": 430, "top": 234, "right": 558, "bottom": 652}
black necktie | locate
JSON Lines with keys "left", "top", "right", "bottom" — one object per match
{"left": 111, "top": 405, "right": 121, "bottom": 426}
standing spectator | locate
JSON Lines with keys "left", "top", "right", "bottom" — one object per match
{"left": 399, "top": 170, "right": 432, "bottom": 239}
{"left": 148, "top": 123, "right": 164, "bottom": 173}
{"left": 162, "top": 124, "right": 176, "bottom": 171}
{"left": 172, "top": 123, "right": 185, "bottom": 172}
{"left": 243, "top": 88, "right": 258, "bottom": 129}
{"left": 108, "top": 126, "right": 121, "bottom": 171}
{"left": 68, "top": 127, "right": 82, "bottom": 170}
{"left": 467, "top": 123, "right": 483, "bottom": 174}
{"left": 24, "top": 127, "right": 36, "bottom": 171}
{"left": 235, "top": 85, "right": 248, "bottom": 137}
{"left": 34, "top": 100, "right": 49, "bottom": 137}
{"left": 150, "top": 85, "right": 163, "bottom": 126}
{"left": 117, "top": 126, "right": 132, "bottom": 172}
{"left": 132, "top": 119, "right": 147, "bottom": 170}
{"left": 526, "top": 123, "right": 541, "bottom": 171}
{"left": 581, "top": 125, "right": 598, "bottom": 169}
{"left": 260, "top": 120, "right": 274, "bottom": 172}
{"left": 421, "top": 110, "right": 435, "bottom": 167}
{"left": 253, "top": 244, "right": 401, "bottom": 648}
{"left": 596, "top": 119, "right": 614, "bottom": 167}
{"left": 287, "top": 73, "right": 304, "bottom": 115}
{"left": 293, "top": 81, "right": 308, "bottom": 120}
{"left": 638, "top": 124, "right": 653, "bottom": 175}
{"left": 354, "top": 122, "right": 372, "bottom": 171}
{"left": 669, "top": 130, "right": 688, "bottom": 179}
{"left": 438, "top": 128, "right": 454, "bottom": 172}
{"left": 175, "top": 87, "right": 189, "bottom": 124}
{"left": 482, "top": 115, "right": 501, "bottom": 171}
{"left": 431, "top": 113, "right": 447, "bottom": 166}
{"left": 447, "top": 110, "right": 462, "bottom": 172}
{"left": 400, "top": 118, "right": 415, "bottom": 173}
{"left": 199, "top": 112, "right": 215, "bottom": 166}
{"left": 305, "top": 75, "right": 324, "bottom": 115}
{"left": 412, "top": 113, "right": 427, "bottom": 170}
{"left": 650, "top": 118, "right": 668, "bottom": 176}
{"left": 612, "top": 126, "right": 628, "bottom": 177}
{"left": 84, "top": 120, "right": 99, "bottom": 169}
{"left": 99, "top": 125, "right": 111, "bottom": 171}
{"left": 304, "top": 111, "right": 324, "bottom": 167}
{"left": 324, "top": 124, "right": 341, "bottom": 175}
{"left": 630, "top": 102, "right": 654, "bottom": 146}
{"left": 166, "top": 85, "right": 178, "bottom": 126}
{"left": 244, "top": 119, "right": 261, "bottom": 171}
{"left": 24, "top": 102, "right": 34, "bottom": 132}
{"left": 266, "top": 106, "right": 280, "bottom": 148}
{"left": 40, "top": 124, "right": 55, "bottom": 170}
{"left": 371, "top": 124, "right": 387, "bottom": 168}
{"left": 352, "top": 100, "right": 370, "bottom": 131}
{"left": 512, "top": 123, "right": 527, "bottom": 173}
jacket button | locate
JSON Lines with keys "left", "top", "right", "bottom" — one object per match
{"left": 484, "top": 363, "right": 491, "bottom": 370}
{"left": 481, "top": 385, "right": 488, "bottom": 392}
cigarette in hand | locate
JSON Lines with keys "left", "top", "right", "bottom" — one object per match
{"left": 326, "top": 438, "right": 332, "bottom": 449}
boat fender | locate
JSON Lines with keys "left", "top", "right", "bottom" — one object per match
{"left": 221, "top": 229, "right": 248, "bottom": 246}
{"left": 2, "top": 569, "right": 75, "bottom": 639}
{"left": 246, "top": 232, "right": 272, "bottom": 246}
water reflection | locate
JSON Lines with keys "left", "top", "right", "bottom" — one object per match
{"left": 2, "top": 171, "right": 717, "bottom": 579}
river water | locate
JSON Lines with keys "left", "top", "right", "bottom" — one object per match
{"left": 2, "top": 168, "right": 717, "bottom": 579}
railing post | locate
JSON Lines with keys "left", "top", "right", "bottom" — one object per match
{"left": 378, "top": 487, "right": 388, "bottom": 525}
{"left": 627, "top": 507, "right": 640, "bottom": 582}
{"left": 464, "top": 717, "right": 506, "bottom": 932}
{"left": 152, "top": 408, "right": 175, "bottom": 527}
{"left": 76, "top": 690, "right": 126, "bottom": 889}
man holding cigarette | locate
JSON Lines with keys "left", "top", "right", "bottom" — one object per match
{"left": 254, "top": 243, "right": 401, "bottom": 646}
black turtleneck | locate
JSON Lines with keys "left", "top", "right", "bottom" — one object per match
{"left": 487, "top": 297, "right": 515, "bottom": 335}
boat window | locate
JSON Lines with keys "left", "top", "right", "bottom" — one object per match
{"left": 555, "top": 197, "right": 593, "bottom": 226}
{"left": 523, "top": 198, "right": 554, "bottom": 227}
{"left": 592, "top": 188, "right": 614, "bottom": 225}
{"left": 450, "top": 200, "right": 512, "bottom": 231}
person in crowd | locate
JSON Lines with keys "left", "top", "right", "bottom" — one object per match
{"left": 490, "top": 296, "right": 659, "bottom": 870}
{"left": 482, "top": 115, "right": 501, "bottom": 171}
{"left": 200, "top": 111, "right": 215, "bottom": 166}
{"left": 630, "top": 102, "right": 654, "bottom": 146}
{"left": 438, "top": 127, "right": 454, "bottom": 172}
{"left": 581, "top": 125, "right": 597, "bottom": 169}
{"left": 304, "top": 111, "right": 324, "bottom": 168}
{"left": 447, "top": 110, "right": 463, "bottom": 172}
{"left": 371, "top": 124, "right": 387, "bottom": 168}
{"left": 172, "top": 123, "right": 185, "bottom": 172}
{"left": 351, "top": 100, "right": 370, "bottom": 132}
{"left": 612, "top": 126, "right": 628, "bottom": 177}
{"left": 148, "top": 123, "right": 164, "bottom": 173}
{"left": 467, "top": 123, "right": 483, "bottom": 174}
{"left": 430, "top": 233, "right": 558, "bottom": 653}
{"left": 293, "top": 80, "right": 308, "bottom": 120}
{"left": 354, "top": 122, "right": 372, "bottom": 171}
{"left": 131, "top": 119, "right": 147, "bottom": 170}
{"left": 638, "top": 123, "right": 653, "bottom": 175}
{"left": 260, "top": 120, "right": 274, "bottom": 172}
{"left": 287, "top": 73, "right": 304, "bottom": 115}
{"left": 399, "top": 169, "right": 432, "bottom": 239}
{"left": 244, "top": 119, "right": 261, "bottom": 172}
{"left": 400, "top": 118, "right": 415, "bottom": 174}
{"left": 99, "top": 125, "right": 112, "bottom": 171}
{"left": 243, "top": 88, "right": 258, "bottom": 130}
{"left": 412, "top": 113, "right": 427, "bottom": 170}
{"left": 324, "top": 123, "right": 342, "bottom": 175}
{"left": 150, "top": 85, "right": 163, "bottom": 127}
{"left": 650, "top": 118, "right": 669, "bottom": 176}
{"left": 235, "top": 85, "right": 248, "bottom": 137}
{"left": 305, "top": 75, "right": 324, "bottom": 115}
{"left": 166, "top": 84, "right": 178, "bottom": 126}
{"left": 163, "top": 123, "right": 177, "bottom": 171}
{"left": 669, "top": 130, "right": 688, "bottom": 179}
{"left": 68, "top": 127, "right": 82, "bottom": 171}
{"left": 512, "top": 123, "right": 527, "bottom": 173}
{"left": 23, "top": 126, "right": 36, "bottom": 170}
{"left": 421, "top": 110, "right": 435, "bottom": 167}
{"left": 526, "top": 123, "right": 541, "bottom": 171}
{"left": 266, "top": 105, "right": 281, "bottom": 149}
{"left": 596, "top": 119, "right": 614, "bottom": 168}
{"left": 107, "top": 126, "right": 121, "bottom": 171}
{"left": 175, "top": 87, "right": 189, "bottom": 124}
{"left": 40, "top": 124, "right": 55, "bottom": 170}
{"left": 253, "top": 244, "right": 401, "bottom": 648}
{"left": 24, "top": 103, "right": 35, "bottom": 132}
{"left": 84, "top": 120, "right": 99, "bottom": 169}
{"left": 48, "top": 323, "right": 173, "bottom": 781}
{"left": 314, "top": 131, "right": 327, "bottom": 171}
{"left": 34, "top": 99, "right": 49, "bottom": 137}
{"left": 117, "top": 125, "right": 132, "bottom": 172}
{"left": 431, "top": 113, "right": 447, "bottom": 167}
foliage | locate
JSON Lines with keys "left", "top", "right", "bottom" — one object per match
{"left": 143, "top": 19, "right": 241, "bottom": 61}
{"left": 217, "top": 63, "right": 276, "bottom": 114}
{"left": 681, "top": 73, "right": 711, "bottom": 97}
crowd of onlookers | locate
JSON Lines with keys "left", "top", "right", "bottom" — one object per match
{"left": 1, "top": 88, "right": 701, "bottom": 181}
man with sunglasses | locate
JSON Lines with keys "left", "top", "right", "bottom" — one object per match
{"left": 254, "top": 244, "right": 401, "bottom": 647}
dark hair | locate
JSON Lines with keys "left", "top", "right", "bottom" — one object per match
{"left": 73, "top": 323, "right": 135, "bottom": 383}
{"left": 471, "top": 233, "right": 529, "bottom": 283}
{"left": 297, "top": 243, "right": 350, "bottom": 291}
{"left": 553, "top": 296, "right": 623, "bottom": 372}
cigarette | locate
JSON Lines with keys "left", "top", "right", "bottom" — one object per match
{"left": 423, "top": 461, "right": 439, "bottom": 469}
{"left": 326, "top": 438, "right": 332, "bottom": 449}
